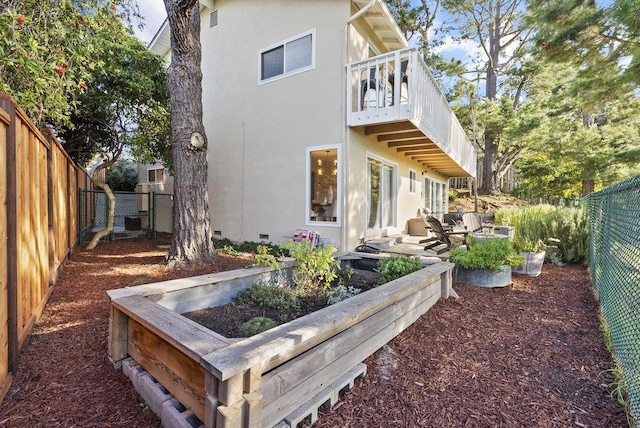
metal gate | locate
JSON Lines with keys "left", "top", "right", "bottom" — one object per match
{"left": 78, "top": 190, "right": 174, "bottom": 242}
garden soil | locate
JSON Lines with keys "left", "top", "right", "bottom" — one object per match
{"left": 0, "top": 237, "right": 628, "bottom": 427}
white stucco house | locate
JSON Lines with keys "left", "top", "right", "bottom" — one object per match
{"left": 149, "top": 0, "right": 476, "bottom": 251}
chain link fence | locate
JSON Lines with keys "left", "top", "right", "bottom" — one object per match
{"left": 585, "top": 174, "right": 640, "bottom": 425}
{"left": 78, "top": 190, "right": 173, "bottom": 242}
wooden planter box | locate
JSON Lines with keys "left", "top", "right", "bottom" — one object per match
{"left": 107, "top": 255, "right": 454, "bottom": 428}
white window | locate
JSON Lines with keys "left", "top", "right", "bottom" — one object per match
{"left": 307, "top": 146, "right": 340, "bottom": 225}
{"left": 424, "top": 177, "right": 446, "bottom": 218}
{"left": 409, "top": 169, "right": 417, "bottom": 194}
{"left": 148, "top": 167, "right": 164, "bottom": 183}
{"left": 367, "top": 155, "right": 396, "bottom": 230}
{"left": 260, "top": 30, "right": 315, "bottom": 83}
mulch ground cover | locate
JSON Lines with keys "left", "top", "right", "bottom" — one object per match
{"left": 0, "top": 237, "right": 628, "bottom": 427}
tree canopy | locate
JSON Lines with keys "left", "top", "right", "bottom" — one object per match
{"left": 0, "top": 0, "right": 143, "bottom": 128}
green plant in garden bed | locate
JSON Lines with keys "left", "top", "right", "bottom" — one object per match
{"left": 239, "top": 316, "right": 278, "bottom": 336}
{"left": 448, "top": 237, "right": 523, "bottom": 271}
{"left": 283, "top": 240, "right": 340, "bottom": 290}
{"left": 375, "top": 255, "right": 424, "bottom": 285}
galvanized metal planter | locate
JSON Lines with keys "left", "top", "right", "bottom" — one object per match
{"left": 453, "top": 265, "right": 512, "bottom": 288}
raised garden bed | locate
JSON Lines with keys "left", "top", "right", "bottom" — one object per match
{"left": 107, "top": 253, "right": 454, "bottom": 428}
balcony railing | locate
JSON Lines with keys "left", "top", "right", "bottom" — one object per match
{"left": 347, "top": 48, "right": 476, "bottom": 177}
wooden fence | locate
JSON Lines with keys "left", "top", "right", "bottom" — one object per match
{"left": 0, "top": 94, "right": 95, "bottom": 402}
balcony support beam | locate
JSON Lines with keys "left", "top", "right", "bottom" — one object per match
{"left": 364, "top": 122, "right": 416, "bottom": 136}
{"left": 377, "top": 131, "right": 424, "bottom": 142}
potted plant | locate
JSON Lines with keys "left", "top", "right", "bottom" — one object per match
{"left": 512, "top": 237, "right": 559, "bottom": 277}
{"left": 448, "top": 237, "right": 524, "bottom": 288}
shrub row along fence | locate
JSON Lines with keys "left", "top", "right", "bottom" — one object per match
{"left": 0, "top": 95, "right": 96, "bottom": 402}
{"left": 77, "top": 190, "right": 173, "bottom": 242}
{"left": 585, "top": 174, "right": 640, "bottom": 424}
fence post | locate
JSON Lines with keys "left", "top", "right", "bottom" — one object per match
{"left": 0, "top": 97, "right": 19, "bottom": 378}
{"left": 78, "top": 189, "right": 84, "bottom": 244}
{"left": 151, "top": 192, "right": 156, "bottom": 238}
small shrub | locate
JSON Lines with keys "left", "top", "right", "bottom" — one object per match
{"left": 448, "top": 238, "right": 523, "bottom": 271}
{"left": 212, "top": 238, "right": 283, "bottom": 256}
{"left": 448, "top": 189, "right": 458, "bottom": 201}
{"left": 284, "top": 240, "right": 340, "bottom": 290}
{"left": 326, "top": 284, "right": 361, "bottom": 305}
{"left": 254, "top": 244, "right": 280, "bottom": 270}
{"left": 234, "top": 283, "right": 300, "bottom": 316}
{"left": 218, "top": 245, "right": 241, "bottom": 256}
{"left": 375, "top": 255, "right": 424, "bottom": 285}
{"left": 239, "top": 316, "right": 277, "bottom": 336}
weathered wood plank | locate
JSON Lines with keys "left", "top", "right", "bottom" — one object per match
{"left": 111, "top": 295, "right": 231, "bottom": 361}
{"left": 202, "top": 263, "right": 452, "bottom": 381}
{"left": 128, "top": 318, "right": 206, "bottom": 421}
{"left": 259, "top": 282, "right": 440, "bottom": 407}
{"left": 261, "top": 291, "right": 441, "bottom": 427}
{"left": 108, "top": 306, "right": 129, "bottom": 363}
{"left": 106, "top": 261, "right": 294, "bottom": 308}
{"left": 1, "top": 99, "right": 19, "bottom": 376}
{"left": 0, "top": 108, "right": 9, "bottom": 395}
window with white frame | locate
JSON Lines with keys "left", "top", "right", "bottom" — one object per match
{"left": 148, "top": 167, "right": 164, "bottom": 183}
{"left": 409, "top": 169, "right": 417, "bottom": 193}
{"left": 260, "top": 30, "right": 315, "bottom": 83}
{"left": 424, "top": 177, "right": 446, "bottom": 218}
{"left": 307, "top": 146, "right": 339, "bottom": 224}
{"left": 367, "top": 155, "right": 396, "bottom": 230}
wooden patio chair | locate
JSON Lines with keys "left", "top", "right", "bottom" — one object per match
{"left": 421, "top": 214, "right": 469, "bottom": 254}
{"left": 461, "top": 212, "right": 484, "bottom": 233}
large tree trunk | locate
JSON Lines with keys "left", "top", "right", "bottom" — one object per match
{"left": 480, "top": 0, "right": 502, "bottom": 195}
{"left": 163, "top": 0, "right": 216, "bottom": 267}
{"left": 581, "top": 178, "right": 595, "bottom": 197}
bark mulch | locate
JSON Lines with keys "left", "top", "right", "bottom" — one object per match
{"left": 0, "top": 238, "right": 628, "bottom": 427}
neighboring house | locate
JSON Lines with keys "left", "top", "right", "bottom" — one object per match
{"left": 135, "top": 162, "right": 174, "bottom": 233}
{"left": 150, "top": 0, "right": 476, "bottom": 251}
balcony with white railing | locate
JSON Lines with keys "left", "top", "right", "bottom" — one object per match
{"left": 347, "top": 48, "right": 477, "bottom": 177}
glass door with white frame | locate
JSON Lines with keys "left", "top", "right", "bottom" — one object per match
{"left": 367, "top": 156, "right": 396, "bottom": 230}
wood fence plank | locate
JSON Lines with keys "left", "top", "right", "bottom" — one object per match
{"left": 0, "top": 108, "right": 9, "bottom": 398}
{"left": 1, "top": 98, "right": 19, "bottom": 376}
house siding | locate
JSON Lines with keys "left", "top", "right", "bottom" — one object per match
{"left": 202, "top": 0, "right": 349, "bottom": 246}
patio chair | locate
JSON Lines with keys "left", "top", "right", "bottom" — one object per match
{"left": 361, "top": 68, "right": 389, "bottom": 110}
{"left": 421, "top": 214, "right": 469, "bottom": 254}
{"left": 461, "top": 213, "right": 484, "bottom": 233}
{"left": 387, "top": 59, "right": 408, "bottom": 106}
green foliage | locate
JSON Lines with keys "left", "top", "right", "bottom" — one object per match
{"left": 375, "top": 255, "right": 424, "bottom": 285}
{"left": 217, "top": 245, "right": 242, "bottom": 257}
{"left": 448, "top": 189, "right": 458, "bottom": 201}
{"left": 106, "top": 160, "right": 137, "bottom": 191}
{"left": 57, "top": 34, "right": 171, "bottom": 168}
{"left": 0, "top": 0, "right": 143, "bottom": 128}
{"left": 326, "top": 284, "right": 361, "bottom": 305}
{"left": 212, "top": 238, "right": 282, "bottom": 256}
{"left": 448, "top": 238, "right": 523, "bottom": 271}
{"left": 495, "top": 205, "right": 589, "bottom": 265}
{"left": 254, "top": 245, "right": 279, "bottom": 271}
{"left": 238, "top": 316, "right": 277, "bottom": 337}
{"left": 234, "top": 283, "right": 301, "bottom": 319}
{"left": 284, "top": 240, "right": 339, "bottom": 290}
